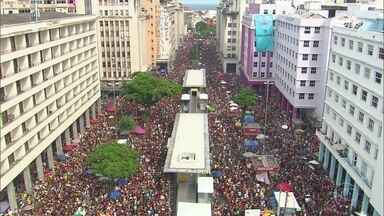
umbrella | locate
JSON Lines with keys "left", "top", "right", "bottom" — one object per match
{"left": 220, "top": 80, "right": 227, "bottom": 84}
{"left": 230, "top": 107, "right": 238, "bottom": 111}
{"left": 134, "top": 126, "right": 145, "bottom": 135}
{"left": 276, "top": 182, "right": 293, "bottom": 192}
{"left": 90, "top": 118, "right": 97, "bottom": 124}
{"left": 243, "top": 152, "right": 256, "bottom": 158}
{"left": 308, "top": 160, "right": 320, "bottom": 165}
{"left": 73, "top": 207, "right": 86, "bottom": 216}
{"left": 84, "top": 169, "right": 93, "bottom": 176}
{"left": 72, "top": 138, "right": 80, "bottom": 144}
{"left": 108, "top": 115, "right": 114, "bottom": 119}
{"left": 106, "top": 102, "right": 116, "bottom": 113}
{"left": 229, "top": 103, "right": 239, "bottom": 107}
{"left": 281, "top": 125, "right": 288, "bottom": 130}
{"left": 63, "top": 144, "right": 77, "bottom": 152}
{"left": 211, "top": 170, "right": 223, "bottom": 177}
{"left": 109, "top": 190, "right": 122, "bottom": 200}
{"left": 256, "top": 134, "right": 266, "bottom": 140}
{"left": 115, "top": 178, "right": 128, "bottom": 186}
{"left": 256, "top": 172, "right": 271, "bottom": 185}
{"left": 295, "top": 129, "right": 305, "bottom": 134}
{"left": 56, "top": 154, "right": 67, "bottom": 162}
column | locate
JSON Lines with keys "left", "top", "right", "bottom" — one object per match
{"left": 91, "top": 104, "right": 96, "bottom": 118}
{"left": 56, "top": 136, "right": 63, "bottom": 155}
{"left": 323, "top": 148, "right": 330, "bottom": 170}
{"left": 7, "top": 182, "right": 17, "bottom": 210}
{"left": 360, "top": 194, "right": 369, "bottom": 215}
{"left": 343, "top": 175, "right": 351, "bottom": 197}
{"left": 23, "top": 167, "right": 33, "bottom": 194}
{"left": 351, "top": 183, "right": 359, "bottom": 208}
{"left": 336, "top": 163, "right": 343, "bottom": 186}
{"left": 35, "top": 155, "right": 44, "bottom": 180}
{"left": 46, "top": 145, "right": 54, "bottom": 170}
{"left": 319, "top": 143, "right": 325, "bottom": 162}
{"left": 64, "top": 129, "right": 71, "bottom": 144}
{"left": 329, "top": 156, "right": 336, "bottom": 180}
{"left": 97, "top": 100, "right": 102, "bottom": 113}
{"left": 85, "top": 110, "right": 90, "bottom": 128}
{"left": 79, "top": 116, "right": 85, "bottom": 134}
{"left": 72, "top": 122, "right": 78, "bottom": 139}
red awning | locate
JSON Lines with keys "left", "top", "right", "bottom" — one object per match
{"left": 276, "top": 182, "right": 293, "bottom": 192}
{"left": 63, "top": 144, "right": 78, "bottom": 152}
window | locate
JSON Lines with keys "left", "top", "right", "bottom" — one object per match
{"left": 300, "top": 80, "right": 306, "bottom": 86}
{"left": 344, "top": 80, "right": 349, "bottom": 90}
{"left": 304, "top": 27, "right": 310, "bottom": 34}
{"left": 355, "top": 63, "right": 360, "bottom": 74}
{"left": 261, "top": 72, "right": 265, "bottom": 77}
{"left": 304, "top": 41, "right": 309, "bottom": 47}
{"left": 302, "top": 54, "right": 308, "bottom": 60}
{"left": 341, "top": 38, "right": 345, "bottom": 47}
{"left": 352, "top": 85, "right": 358, "bottom": 95}
{"left": 338, "top": 57, "right": 343, "bottom": 66}
{"left": 347, "top": 125, "right": 352, "bottom": 135}
{"left": 367, "top": 44, "right": 374, "bottom": 56}
{"left": 261, "top": 52, "right": 266, "bottom": 57}
{"left": 375, "top": 72, "right": 382, "bottom": 84}
{"left": 336, "top": 76, "right": 341, "bottom": 85}
{"left": 364, "top": 141, "right": 371, "bottom": 153}
{"left": 352, "top": 152, "right": 358, "bottom": 166}
{"left": 308, "top": 93, "right": 314, "bottom": 100}
{"left": 346, "top": 60, "right": 351, "bottom": 70}
{"left": 309, "top": 80, "right": 315, "bottom": 87}
{"left": 311, "top": 67, "right": 316, "bottom": 74}
{"left": 263, "top": 9, "right": 268, "bottom": 14}
{"left": 314, "top": 27, "right": 320, "bottom": 33}
{"left": 349, "top": 105, "right": 355, "bottom": 116}
{"left": 368, "top": 118, "right": 374, "bottom": 131}
{"left": 342, "top": 100, "right": 346, "bottom": 109}
{"left": 253, "top": 62, "right": 258, "bottom": 67}
{"left": 364, "top": 67, "right": 371, "bottom": 79}
{"left": 339, "top": 118, "right": 344, "bottom": 126}
{"left": 358, "top": 112, "right": 365, "bottom": 122}
{"left": 254, "top": 52, "right": 258, "bottom": 57}
{"left": 272, "top": 9, "right": 276, "bottom": 14}
{"left": 334, "top": 36, "right": 338, "bottom": 45}
{"left": 361, "top": 90, "right": 368, "bottom": 102}
{"left": 299, "top": 93, "right": 305, "bottom": 99}
{"left": 313, "top": 41, "right": 319, "bottom": 47}
{"left": 301, "top": 67, "right": 307, "bottom": 73}
{"left": 332, "top": 54, "right": 336, "bottom": 63}
{"left": 335, "top": 95, "right": 340, "bottom": 102}
{"left": 252, "top": 72, "right": 258, "bottom": 78}
{"left": 355, "top": 132, "right": 361, "bottom": 144}
{"left": 358, "top": 42, "right": 363, "bottom": 52}
{"left": 330, "top": 73, "right": 334, "bottom": 81}
{"left": 379, "top": 47, "right": 384, "bottom": 59}
{"left": 349, "top": 40, "right": 354, "bottom": 50}
{"left": 261, "top": 62, "right": 266, "bottom": 67}
{"left": 312, "top": 54, "right": 318, "bottom": 61}
{"left": 371, "top": 96, "right": 378, "bottom": 108}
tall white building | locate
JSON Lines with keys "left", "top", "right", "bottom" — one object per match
{"left": 216, "top": 0, "right": 247, "bottom": 74}
{"left": 0, "top": 12, "right": 101, "bottom": 210}
{"left": 97, "top": 0, "right": 151, "bottom": 90}
{"left": 273, "top": 13, "right": 331, "bottom": 122}
{"left": 317, "top": 18, "right": 383, "bottom": 216}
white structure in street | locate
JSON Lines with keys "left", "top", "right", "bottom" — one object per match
{"left": 0, "top": 12, "right": 101, "bottom": 210}
{"left": 317, "top": 17, "right": 383, "bottom": 215}
{"left": 216, "top": 0, "right": 247, "bottom": 74}
{"left": 273, "top": 13, "right": 331, "bottom": 122}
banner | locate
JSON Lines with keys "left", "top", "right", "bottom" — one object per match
{"left": 254, "top": 15, "right": 274, "bottom": 52}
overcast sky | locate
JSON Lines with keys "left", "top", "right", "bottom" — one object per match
{"left": 182, "top": 0, "right": 217, "bottom": 4}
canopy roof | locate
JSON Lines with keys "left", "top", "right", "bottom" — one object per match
{"left": 164, "top": 113, "right": 210, "bottom": 174}
{"left": 177, "top": 202, "right": 211, "bottom": 216}
{"left": 273, "top": 192, "right": 301, "bottom": 210}
{"left": 198, "top": 177, "right": 214, "bottom": 194}
{"left": 181, "top": 94, "right": 191, "bottom": 101}
{"left": 183, "top": 69, "right": 206, "bottom": 88}
{"left": 245, "top": 209, "right": 261, "bottom": 216}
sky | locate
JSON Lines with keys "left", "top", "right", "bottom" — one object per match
{"left": 182, "top": 0, "right": 217, "bottom": 5}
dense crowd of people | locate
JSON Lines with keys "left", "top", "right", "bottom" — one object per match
{"left": 3, "top": 34, "right": 351, "bottom": 215}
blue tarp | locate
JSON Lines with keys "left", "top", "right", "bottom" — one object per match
{"left": 109, "top": 190, "right": 122, "bottom": 200}
{"left": 115, "top": 178, "right": 128, "bottom": 186}
{"left": 56, "top": 154, "right": 67, "bottom": 162}
{"left": 243, "top": 115, "right": 255, "bottom": 124}
{"left": 254, "top": 15, "right": 274, "bottom": 52}
{"left": 212, "top": 170, "right": 224, "bottom": 177}
{"left": 244, "top": 139, "right": 259, "bottom": 152}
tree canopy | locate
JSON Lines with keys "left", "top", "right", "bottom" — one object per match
{"left": 118, "top": 115, "right": 135, "bottom": 132}
{"left": 122, "top": 72, "right": 182, "bottom": 105}
{"left": 195, "top": 21, "right": 215, "bottom": 38}
{"left": 87, "top": 143, "right": 139, "bottom": 179}
{"left": 232, "top": 87, "right": 257, "bottom": 109}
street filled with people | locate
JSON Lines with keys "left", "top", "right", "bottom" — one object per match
{"left": 4, "top": 34, "right": 351, "bottom": 215}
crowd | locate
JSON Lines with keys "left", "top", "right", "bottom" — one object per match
{"left": 3, "top": 34, "right": 351, "bottom": 215}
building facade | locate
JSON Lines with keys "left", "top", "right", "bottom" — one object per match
{"left": 240, "top": 1, "right": 294, "bottom": 88}
{"left": 97, "top": 0, "right": 151, "bottom": 90}
{"left": 273, "top": 14, "right": 331, "bottom": 121}
{"left": 317, "top": 20, "right": 383, "bottom": 216}
{"left": 141, "top": 0, "right": 161, "bottom": 66}
{"left": 0, "top": 13, "right": 101, "bottom": 210}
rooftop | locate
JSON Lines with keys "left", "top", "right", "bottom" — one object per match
{"left": 0, "top": 12, "right": 83, "bottom": 26}
{"left": 177, "top": 202, "right": 211, "bottom": 216}
{"left": 164, "top": 113, "right": 210, "bottom": 174}
{"left": 183, "top": 69, "right": 206, "bottom": 88}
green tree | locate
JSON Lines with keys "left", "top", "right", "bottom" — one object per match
{"left": 122, "top": 72, "right": 182, "bottom": 106}
{"left": 232, "top": 87, "right": 257, "bottom": 110}
{"left": 195, "top": 21, "right": 215, "bottom": 38}
{"left": 118, "top": 115, "right": 135, "bottom": 132}
{"left": 87, "top": 143, "right": 138, "bottom": 179}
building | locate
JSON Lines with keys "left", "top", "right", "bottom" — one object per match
{"left": 216, "top": 0, "right": 247, "bottom": 74}
{"left": 240, "top": 1, "right": 294, "bottom": 90}
{"left": 141, "top": 0, "right": 161, "bottom": 67}
{"left": 157, "top": 0, "right": 184, "bottom": 74}
{"left": 97, "top": 0, "right": 151, "bottom": 91}
{"left": 317, "top": 17, "right": 383, "bottom": 216}
{"left": 273, "top": 13, "right": 331, "bottom": 122}
{"left": 0, "top": 12, "right": 101, "bottom": 210}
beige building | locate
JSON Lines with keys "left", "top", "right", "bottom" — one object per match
{"left": 0, "top": 12, "right": 101, "bottom": 210}
{"left": 142, "top": 0, "right": 161, "bottom": 66}
{"left": 157, "top": 0, "right": 184, "bottom": 73}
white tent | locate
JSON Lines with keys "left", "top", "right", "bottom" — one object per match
{"left": 177, "top": 202, "right": 211, "bottom": 216}
{"left": 274, "top": 192, "right": 301, "bottom": 215}
{"left": 181, "top": 94, "right": 191, "bottom": 101}
{"left": 245, "top": 209, "right": 261, "bottom": 216}
{"left": 199, "top": 93, "right": 208, "bottom": 100}
{"left": 117, "top": 139, "right": 128, "bottom": 144}
{"left": 198, "top": 177, "right": 214, "bottom": 194}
